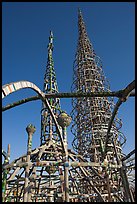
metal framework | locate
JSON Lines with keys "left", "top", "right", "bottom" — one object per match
{"left": 70, "top": 9, "right": 135, "bottom": 201}
{"left": 71, "top": 9, "right": 125, "bottom": 158}
{"left": 40, "top": 31, "right": 62, "bottom": 145}
{"left": 2, "top": 10, "right": 135, "bottom": 202}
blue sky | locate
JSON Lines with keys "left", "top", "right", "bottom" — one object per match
{"left": 2, "top": 2, "right": 135, "bottom": 162}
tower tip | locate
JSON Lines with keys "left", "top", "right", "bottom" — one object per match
{"left": 50, "top": 30, "right": 53, "bottom": 37}
{"left": 48, "top": 30, "right": 53, "bottom": 45}
{"left": 78, "top": 8, "right": 82, "bottom": 15}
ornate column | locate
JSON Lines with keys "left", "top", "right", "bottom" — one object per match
{"left": 57, "top": 112, "right": 72, "bottom": 202}
{"left": 24, "top": 124, "right": 36, "bottom": 202}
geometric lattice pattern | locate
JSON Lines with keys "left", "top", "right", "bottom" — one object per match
{"left": 2, "top": 10, "right": 135, "bottom": 203}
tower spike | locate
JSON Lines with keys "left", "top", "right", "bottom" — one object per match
{"left": 44, "top": 30, "right": 59, "bottom": 95}
{"left": 78, "top": 7, "right": 82, "bottom": 15}
{"left": 40, "top": 31, "right": 62, "bottom": 145}
{"left": 77, "top": 9, "right": 94, "bottom": 59}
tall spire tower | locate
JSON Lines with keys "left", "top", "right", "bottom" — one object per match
{"left": 41, "top": 31, "right": 61, "bottom": 145}
{"left": 71, "top": 9, "right": 126, "bottom": 160}
{"left": 70, "top": 10, "right": 133, "bottom": 201}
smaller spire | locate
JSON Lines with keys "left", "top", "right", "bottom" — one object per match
{"left": 43, "top": 31, "right": 59, "bottom": 95}
{"left": 41, "top": 31, "right": 62, "bottom": 145}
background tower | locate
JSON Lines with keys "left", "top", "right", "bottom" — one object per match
{"left": 41, "top": 31, "right": 62, "bottom": 145}
{"left": 71, "top": 9, "right": 126, "bottom": 161}
{"left": 70, "top": 9, "right": 133, "bottom": 202}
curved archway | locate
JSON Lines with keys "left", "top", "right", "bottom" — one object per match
{"left": 2, "top": 80, "right": 45, "bottom": 99}
{"left": 2, "top": 80, "right": 66, "bottom": 153}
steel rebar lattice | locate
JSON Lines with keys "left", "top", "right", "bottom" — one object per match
{"left": 2, "top": 31, "right": 66, "bottom": 202}
{"left": 71, "top": 9, "right": 125, "bottom": 160}
{"left": 3, "top": 30, "right": 103, "bottom": 202}
{"left": 71, "top": 9, "right": 133, "bottom": 202}
{"left": 2, "top": 10, "right": 135, "bottom": 203}
{"left": 41, "top": 31, "right": 62, "bottom": 145}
